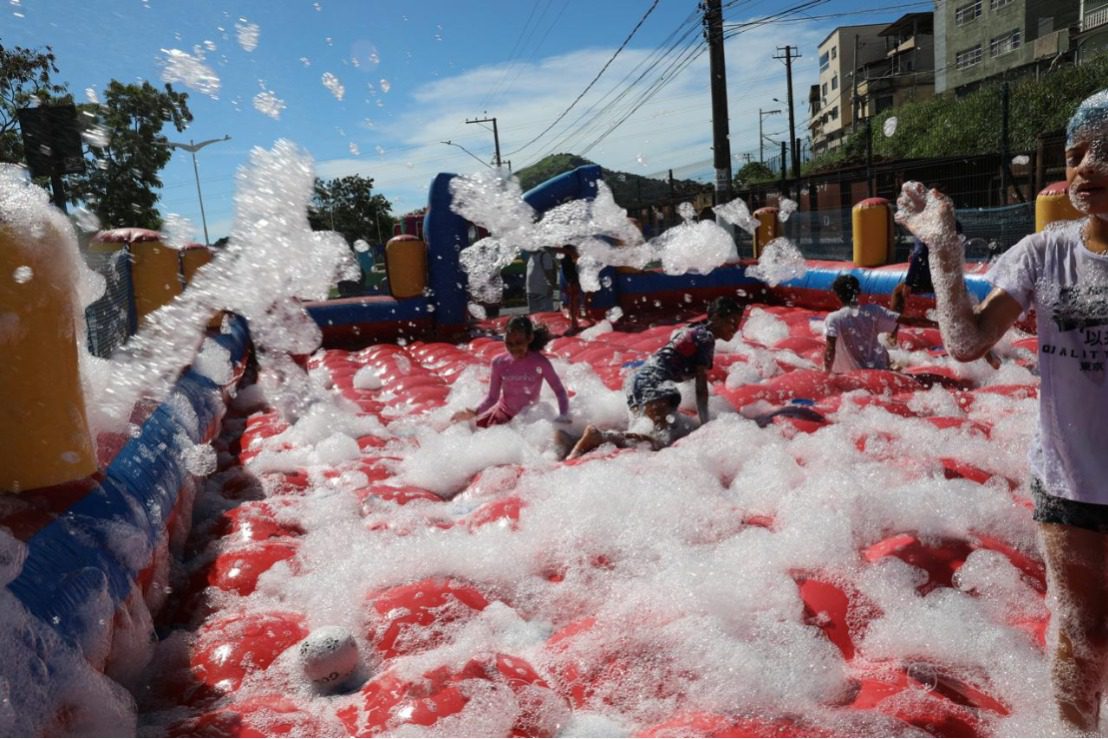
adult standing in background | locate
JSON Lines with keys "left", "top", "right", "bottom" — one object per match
{"left": 526, "top": 248, "right": 558, "bottom": 314}
{"left": 556, "top": 245, "right": 586, "bottom": 334}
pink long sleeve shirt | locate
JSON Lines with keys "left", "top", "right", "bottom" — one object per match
{"left": 474, "top": 351, "right": 570, "bottom": 419}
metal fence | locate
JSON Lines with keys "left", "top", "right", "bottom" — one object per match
{"left": 766, "top": 201, "right": 1036, "bottom": 262}
{"left": 84, "top": 248, "right": 134, "bottom": 357}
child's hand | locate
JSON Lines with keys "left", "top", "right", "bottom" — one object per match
{"left": 451, "top": 409, "right": 476, "bottom": 423}
{"left": 894, "top": 181, "right": 961, "bottom": 259}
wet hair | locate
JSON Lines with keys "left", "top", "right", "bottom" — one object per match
{"left": 832, "top": 274, "right": 861, "bottom": 305}
{"left": 707, "top": 296, "right": 743, "bottom": 321}
{"left": 505, "top": 315, "right": 551, "bottom": 352}
{"left": 1066, "top": 89, "right": 1108, "bottom": 148}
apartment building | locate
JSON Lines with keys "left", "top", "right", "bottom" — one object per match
{"left": 809, "top": 24, "right": 888, "bottom": 154}
{"left": 1074, "top": 0, "right": 1108, "bottom": 60}
{"left": 855, "top": 13, "right": 936, "bottom": 120}
{"left": 936, "top": 0, "right": 1079, "bottom": 93}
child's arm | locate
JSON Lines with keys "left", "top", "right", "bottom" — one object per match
{"left": 824, "top": 336, "right": 837, "bottom": 372}
{"left": 453, "top": 359, "right": 502, "bottom": 422}
{"left": 695, "top": 367, "right": 709, "bottom": 425}
{"left": 895, "top": 183, "right": 1022, "bottom": 361}
{"left": 539, "top": 354, "right": 571, "bottom": 419}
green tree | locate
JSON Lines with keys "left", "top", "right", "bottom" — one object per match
{"left": 735, "top": 161, "right": 775, "bottom": 187}
{"left": 67, "top": 80, "right": 192, "bottom": 229}
{"left": 0, "top": 43, "right": 71, "bottom": 163}
{"left": 308, "top": 174, "right": 394, "bottom": 245}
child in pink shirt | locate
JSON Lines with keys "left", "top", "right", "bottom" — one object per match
{"left": 453, "top": 316, "right": 570, "bottom": 428}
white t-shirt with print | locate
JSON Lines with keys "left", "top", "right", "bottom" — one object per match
{"left": 987, "top": 222, "right": 1108, "bottom": 505}
{"left": 824, "top": 303, "right": 899, "bottom": 373}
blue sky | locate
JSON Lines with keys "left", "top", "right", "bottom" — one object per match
{"left": 6, "top": 0, "right": 929, "bottom": 243}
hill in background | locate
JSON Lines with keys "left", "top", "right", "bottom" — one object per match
{"left": 514, "top": 153, "right": 704, "bottom": 209}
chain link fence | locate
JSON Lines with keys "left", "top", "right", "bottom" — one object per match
{"left": 83, "top": 248, "right": 135, "bottom": 358}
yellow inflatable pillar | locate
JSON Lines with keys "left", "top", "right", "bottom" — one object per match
{"left": 385, "top": 235, "right": 427, "bottom": 299}
{"left": 127, "top": 228, "right": 181, "bottom": 321}
{"left": 852, "top": 197, "right": 893, "bottom": 267}
{"left": 0, "top": 213, "right": 97, "bottom": 491}
{"left": 180, "top": 243, "right": 213, "bottom": 285}
{"left": 1035, "top": 181, "right": 1082, "bottom": 232}
{"left": 752, "top": 207, "right": 779, "bottom": 258}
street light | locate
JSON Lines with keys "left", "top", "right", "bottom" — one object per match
{"left": 759, "top": 109, "right": 781, "bottom": 163}
{"left": 165, "top": 134, "right": 231, "bottom": 246}
{"left": 440, "top": 140, "right": 494, "bottom": 169}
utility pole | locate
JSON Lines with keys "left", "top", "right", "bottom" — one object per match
{"left": 774, "top": 45, "right": 801, "bottom": 179}
{"left": 759, "top": 108, "right": 781, "bottom": 163}
{"left": 1000, "top": 81, "right": 1010, "bottom": 205}
{"left": 704, "top": 0, "right": 733, "bottom": 204}
{"left": 465, "top": 115, "right": 502, "bottom": 168}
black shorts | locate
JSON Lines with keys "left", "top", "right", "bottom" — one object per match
{"left": 1031, "top": 479, "right": 1108, "bottom": 534}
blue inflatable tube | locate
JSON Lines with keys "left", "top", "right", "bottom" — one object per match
{"left": 7, "top": 315, "right": 251, "bottom": 649}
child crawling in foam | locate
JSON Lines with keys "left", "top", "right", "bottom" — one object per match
{"left": 563, "top": 297, "right": 744, "bottom": 459}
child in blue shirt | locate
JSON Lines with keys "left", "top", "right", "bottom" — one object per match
{"left": 564, "top": 296, "right": 743, "bottom": 458}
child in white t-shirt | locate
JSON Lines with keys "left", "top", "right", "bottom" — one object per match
{"left": 893, "top": 89, "right": 1108, "bottom": 733}
{"left": 823, "top": 273, "right": 900, "bottom": 373}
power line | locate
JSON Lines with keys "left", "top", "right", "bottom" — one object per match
{"left": 721, "top": 0, "right": 829, "bottom": 40}
{"left": 491, "top": 0, "right": 573, "bottom": 109}
{"left": 577, "top": 0, "right": 826, "bottom": 159}
{"left": 534, "top": 13, "right": 703, "bottom": 160}
{"left": 723, "top": 1, "right": 931, "bottom": 26}
{"left": 477, "top": 0, "right": 549, "bottom": 112}
{"left": 507, "top": 0, "right": 663, "bottom": 158}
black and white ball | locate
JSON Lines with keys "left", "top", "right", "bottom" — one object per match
{"left": 298, "top": 626, "right": 359, "bottom": 689}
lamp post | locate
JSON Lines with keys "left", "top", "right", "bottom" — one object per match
{"left": 165, "top": 135, "right": 231, "bottom": 246}
{"left": 441, "top": 140, "right": 494, "bottom": 169}
{"left": 759, "top": 109, "right": 781, "bottom": 163}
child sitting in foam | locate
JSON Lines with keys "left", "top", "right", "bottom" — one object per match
{"left": 452, "top": 316, "right": 570, "bottom": 428}
{"left": 823, "top": 273, "right": 901, "bottom": 373}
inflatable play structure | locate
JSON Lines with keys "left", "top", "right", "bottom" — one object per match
{"left": 0, "top": 168, "right": 1073, "bottom": 737}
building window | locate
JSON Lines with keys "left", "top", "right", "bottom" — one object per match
{"left": 955, "top": 0, "right": 982, "bottom": 25}
{"left": 831, "top": 107, "right": 839, "bottom": 120}
{"left": 831, "top": 46, "right": 837, "bottom": 59}
{"left": 820, "top": 51, "right": 830, "bottom": 71}
{"left": 989, "top": 0, "right": 1012, "bottom": 9}
{"left": 822, "top": 82, "right": 828, "bottom": 97}
{"left": 990, "top": 29, "right": 1021, "bottom": 57}
{"left": 956, "top": 44, "right": 983, "bottom": 68}
{"left": 832, "top": 75, "right": 838, "bottom": 90}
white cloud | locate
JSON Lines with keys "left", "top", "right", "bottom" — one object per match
{"left": 316, "top": 22, "right": 827, "bottom": 216}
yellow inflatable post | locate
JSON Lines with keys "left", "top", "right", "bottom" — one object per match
{"left": 127, "top": 228, "right": 181, "bottom": 321}
{"left": 852, "top": 197, "right": 893, "bottom": 267}
{"left": 0, "top": 211, "right": 97, "bottom": 491}
{"left": 180, "top": 244, "right": 213, "bottom": 285}
{"left": 752, "top": 207, "right": 779, "bottom": 258}
{"left": 385, "top": 235, "right": 427, "bottom": 299}
{"left": 1035, "top": 181, "right": 1082, "bottom": 232}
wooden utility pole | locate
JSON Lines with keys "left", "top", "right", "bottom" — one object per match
{"left": 775, "top": 45, "right": 801, "bottom": 179}
{"left": 465, "top": 115, "right": 502, "bottom": 168}
{"left": 704, "top": 0, "right": 733, "bottom": 204}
